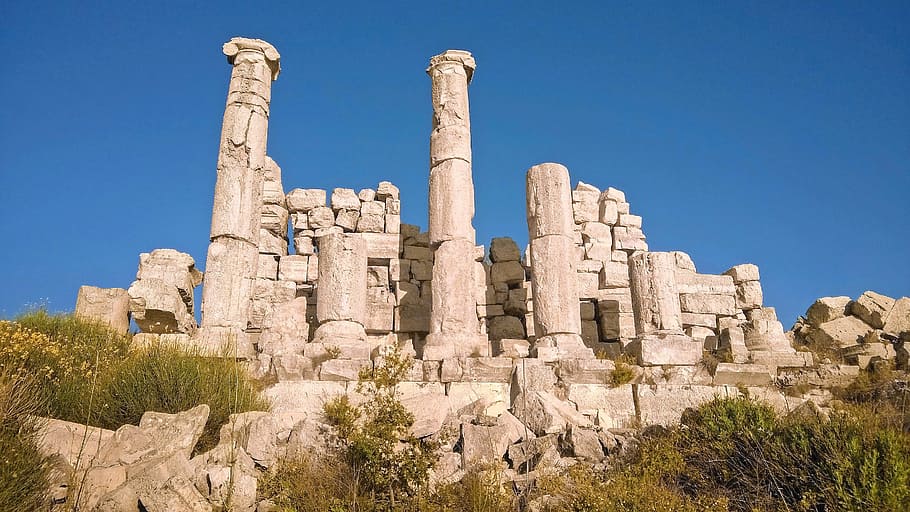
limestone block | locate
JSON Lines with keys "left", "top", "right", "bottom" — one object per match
{"left": 637, "top": 385, "right": 740, "bottom": 426}
{"left": 627, "top": 333, "right": 703, "bottom": 366}
{"left": 808, "top": 316, "right": 873, "bottom": 348}
{"left": 411, "top": 260, "right": 433, "bottom": 281}
{"left": 75, "top": 286, "right": 131, "bottom": 333}
{"left": 403, "top": 245, "right": 433, "bottom": 261}
{"left": 316, "top": 234, "right": 367, "bottom": 323}
{"left": 566, "top": 384, "right": 635, "bottom": 428}
{"left": 581, "top": 222, "right": 612, "bottom": 243}
{"left": 489, "top": 315, "right": 525, "bottom": 340}
{"left": 735, "top": 281, "right": 763, "bottom": 310}
{"left": 490, "top": 237, "right": 521, "bottom": 262}
{"left": 600, "top": 261, "right": 630, "bottom": 288}
{"left": 319, "top": 358, "right": 371, "bottom": 381}
{"left": 576, "top": 302, "right": 594, "bottom": 322}
{"left": 679, "top": 293, "right": 736, "bottom": 316}
{"left": 557, "top": 359, "right": 617, "bottom": 385}
{"left": 577, "top": 260, "right": 604, "bottom": 274}
{"left": 136, "top": 249, "right": 203, "bottom": 308}
{"left": 851, "top": 291, "right": 896, "bottom": 329}
{"left": 286, "top": 188, "right": 326, "bottom": 213}
{"left": 376, "top": 181, "right": 400, "bottom": 201}
{"left": 335, "top": 209, "right": 359, "bottom": 231}
{"left": 713, "top": 363, "right": 772, "bottom": 386}
{"left": 293, "top": 235, "right": 315, "bottom": 255}
{"left": 599, "top": 312, "right": 635, "bottom": 340}
{"left": 361, "top": 232, "right": 401, "bottom": 260}
{"left": 717, "top": 327, "right": 749, "bottom": 363}
{"left": 357, "top": 188, "right": 376, "bottom": 202}
{"left": 278, "top": 255, "right": 308, "bottom": 283}
{"left": 441, "top": 357, "right": 514, "bottom": 383}
{"left": 248, "top": 279, "right": 297, "bottom": 328}
{"left": 330, "top": 188, "right": 360, "bottom": 211}
{"left": 262, "top": 158, "right": 286, "bottom": 207}
{"left": 681, "top": 312, "right": 717, "bottom": 329}
{"left": 356, "top": 212, "right": 384, "bottom": 233}
{"left": 394, "top": 281, "right": 420, "bottom": 306}
{"left": 629, "top": 252, "right": 683, "bottom": 333}
{"left": 504, "top": 288, "right": 529, "bottom": 316}
{"left": 573, "top": 200, "right": 598, "bottom": 224}
{"left": 613, "top": 227, "right": 648, "bottom": 251}
{"left": 290, "top": 213, "right": 309, "bottom": 233}
{"left": 429, "top": 159, "right": 476, "bottom": 243}
{"left": 883, "top": 297, "right": 910, "bottom": 337}
{"left": 526, "top": 163, "right": 575, "bottom": 238}
{"left": 671, "top": 251, "right": 696, "bottom": 272}
{"left": 259, "top": 297, "right": 309, "bottom": 355}
{"left": 723, "top": 264, "right": 760, "bottom": 283}
{"left": 261, "top": 203, "right": 289, "bottom": 235}
{"left": 307, "top": 206, "right": 335, "bottom": 229}
{"left": 314, "top": 226, "right": 343, "bottom": 238}
{"left": 805, "top": 296, "right": 851, "bottom": 327}
{"left": 618, "top": 214, "right": 642, "bottom": 228}
{"left": 259, "top": 228, "right": 288, "bottom": 256}
{"left": 262, "top": 381, "right": 348, "bottom": 415}
{"left": 675, "top": 273, "right": 735, "bottom": 295}
{"left": 530, "top": 234, "right": 582, "bottom": 336}
{"left": 585, "top": 242, "right": 612, "bottom": 261}
{"left": 360, "top": 200, "right": 385, "bottom": 216}
{"left": 595, "top": 288, "right": 634, "bottom": 312}
{"left": 598, "top": 200, "right": 618, "bottom": 225}
{"left": 385, "top": 214, "right": 400, "bottom": 234}
{"left": 600, "top": 187, "right": 625, "bottom": 203}
{"left": 477, "top": 305, "right": 505, "bottom": 317}
{"left": 257, "top": 255, "right": 278, "bottom": 279}
{"left": 395, "top": 304, "right": 430, "bottom": 332}
{"left": 367, "top": 265, "right": 390, "bottom": 288}
{"left": 510, "top": 390, "right": 592, "bottom": 436}
{"left": 365, "top": 287, "right": 394, "bottom": 333}
{"left": 491, "top": 260, "right": 525, "bottom": 285}
{"left": 129, "top": 278, "right": 196, "bottom": 334}
{"left": 306, "top": 256, "right": 319, "bottom": 283}
{"left": 446, "top": 382, "right": 510, "bottom": 417}
{"left": 581, "top": 320, "right": 599, "bottom": 345}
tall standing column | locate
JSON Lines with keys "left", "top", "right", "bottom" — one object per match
{"left": 526, "top": 163, "right": 594, "bottom": 360}
{"left": 200, "top": 37, "right": 280, "bottom": 355}
{"left": 423, "top": 50, "right": 487, "bottom": 360}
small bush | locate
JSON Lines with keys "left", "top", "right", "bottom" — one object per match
{"left": 98, "top": 341, "right": 270, "bottom": 452}
{"left": 258, "top": 454, "right": 363, "bottom": 512}
{"left": 428, "top": 463, "right": 517, "bottom": 512}
{"left": 323, "top": 349, "right": 440, "bottom": 508}
{"left": 610, "top": 354, "right": 636, "bottom": 387}
{"left": 0, "top": 371, "right": 53, "bottom": 512}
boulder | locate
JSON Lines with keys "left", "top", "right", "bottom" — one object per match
{"left": 851, "top": 291, "right": 895, "bottom": 329}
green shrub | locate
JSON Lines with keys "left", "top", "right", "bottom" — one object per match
{"left": 323, "top": 349, "right": 440, "bottom": 508}
{"left": 0, "top": 371, "right": 53, "bottom": 512}
{"left": 0, "top": 311, "right": 268, "bottom": 453}
{"left": 98, "top": 341, "right": 270, "bottom": 452}
{"left": 258, "top": 454, "right": 362, "bottom": 512}
{"left": 609, "top": 354, "right": 636, "bottom": 387}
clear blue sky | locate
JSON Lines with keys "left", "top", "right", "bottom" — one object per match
{"left": 1, "top": 1, "right": 907, "bottom": 326}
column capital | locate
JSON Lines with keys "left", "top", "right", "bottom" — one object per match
{"left": 223, "top": 37, "right": 281, "bottom": 80}
{"left": 427, "top": 49, "right": 476, "bottom": 83}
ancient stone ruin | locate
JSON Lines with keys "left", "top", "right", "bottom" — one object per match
{"left": 67, "top": 37, "right": 908, "bottom": 509}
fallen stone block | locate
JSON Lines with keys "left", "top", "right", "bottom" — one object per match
{"left": 851, "top": 291, "right": 896, "bottom": 329}
{"left": 805, "top": 296, "right": 852, "bottom": 327}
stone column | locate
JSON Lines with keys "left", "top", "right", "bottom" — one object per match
{"left": 628, "top": 252, "right": 683, "bottom": 334}
{"left": 627, "top": 252, "right": 701, "bottom": 366}
{"left": 423, "top": 50, "right": 487, "bottom": 360}
{"left": 311, "top": 234, "right": 370, "bottom": 358}
{"left": 199, "top": 37, "right": 280, "bottom": 355}
{"left": 526, "top": 163, "right": 594, "bottom": 360}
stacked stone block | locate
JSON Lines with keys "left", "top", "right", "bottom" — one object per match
{"left": 75, "top": 286, "right": 131, "bottom": 333}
